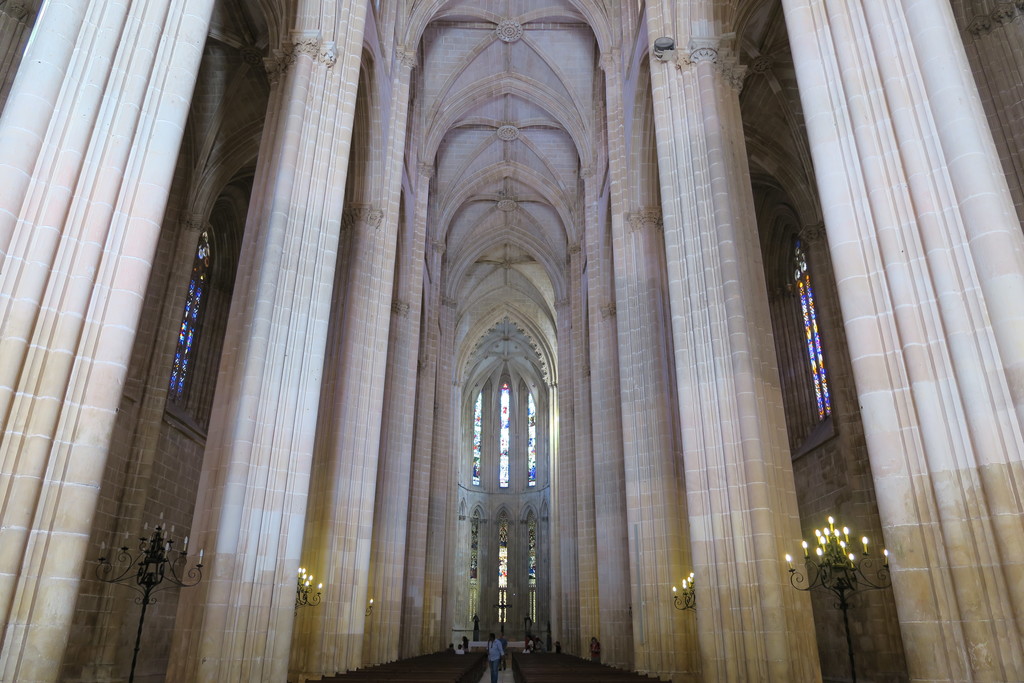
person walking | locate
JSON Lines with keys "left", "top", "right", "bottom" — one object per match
{"left": 589, "top": 636, "right": 601, "bottom": 663}
{"left": 487, "top": 632, "right": 505, "bottom": 683}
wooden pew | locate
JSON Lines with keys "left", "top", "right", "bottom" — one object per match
{"left": 317, "top": 651, "right": 486, "bottom": 682}
{"left": 512, "top": 653, "right": 667, "bottom": 683}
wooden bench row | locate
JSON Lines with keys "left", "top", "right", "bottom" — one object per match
{"left": 512, "top": 653, "right": 667, "bottom": 683}
{"left": 317, "top": 651, "right": 486, "bottom": 682}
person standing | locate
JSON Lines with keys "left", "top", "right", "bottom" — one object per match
{"left": 589, "top": 636, "right": 601, "bottom": 663}
{"left": 499, "top": 632, "right": 509, "bottom": 670}
{"left": 487, "top": 633, "right": 505, "bottom": 683}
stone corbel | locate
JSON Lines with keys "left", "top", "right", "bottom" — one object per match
{"left": 798, "top": 223, "right": 826, "bottom": 244}
{"left": 600, "top": 303, "right": 616, "bottom": 319}
{"left": 391, "top": 299, "right": 410, "bottom": 317}
{"left": 627, "top": 208, "right": 663, "bottom": 233}
{"left": 0, "top": 1, "right": 30, "bottom": 21}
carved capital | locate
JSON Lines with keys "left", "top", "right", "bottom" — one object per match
{"left": 0, "top": 1, "right": 29, "bottom": 20}
{"left": 627, "top": 208, "right": 663, "bottom": 233}
{"left": 599, "top": 49, "right": 619, "bottom": 72}
{"left": 418, "top": 162, "right": 435, "bottom": 179}
{"left": 992, "top": 3, "right": 1018, "bottom": 25}
{"left": 799, "top": 223, "right": 826, "bottom": 244}
{"left": 396, "top": 45, "right": 416, "bottom": 69}
{"left": 391, "top": 300, "right": 410, "bottom": 317}
{"left": 431, "top": 240, "right": 447, "bottom": 254}
{"left": 600, "top": 303, "right": 616, "bottom": 319}
{"left": 183, "top": 215, "right": 208, "bottom": 234}
{"left": 568, "top": 242, "right": 582, "bottom": 255}
{"left": 442, "top": 296, "right": 458, "bottom": 308}
{"left": 341, "top": 206, "right": 383, "bottom": 230}
{"left": 967, "top": 14, "right": 994, "bottom": 36}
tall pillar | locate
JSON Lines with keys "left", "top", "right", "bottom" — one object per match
{"left": 168, "top": 4, "right": 370, "bottom": 680}
{"left": 782, "top": 0, "right": 1024, "bottom": 679}
{"left": 611, "top": 207, "right": 693, "bottom": 680}
{"left": 646, "top": 2, "right": 821, "bottom": 680}
{"left": 364, "top": 126, "right": 428, "bottom": 666}
{"left": 400, "top": 220, "right": 443, "bottom": 658}
{"left": 555, "top": 251, "right": 584, "bottom": 656}
{"left": 422, "top": 295, "right": 459, "bottom": 650}
{"left": 0, "top": 1, "right": 214, "bottom": 679}
{"left": 585, "top": 109, "right": 630, "bottom": 671}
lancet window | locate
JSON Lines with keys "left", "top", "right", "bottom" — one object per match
{"left": 527, "top": 393, "right": 537, "bottom": 486}
{"left": 527, "top": 511, "right": 537, "bottom": 622}
{"left": 469, "top": 510, "right": 480, "bottom": 621}
{"left": 499, "top": 383, "right": 510, "bottom": 488}
{"left": 793, "top": 239, "right": 831, "bottom": 419}
{"left": 170, "top": 230, "right": 210, "bottom": 401}
{"left": 497, "top": 512, "right": 509, "bottom": 623}
{"left": 472, "top": 392, "right": 483, "bottom": 485}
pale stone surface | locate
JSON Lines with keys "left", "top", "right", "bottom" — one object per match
{"left": 1, "top": 1, "right": 1023, "bottom": 682}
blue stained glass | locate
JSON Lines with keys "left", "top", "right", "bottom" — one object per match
{"left": 527, "top": 393, "right": 537, "bottom": 486}
{"left": 170, "top": 231, "right": 210, "bottom": 400}
{"left": 795, "top": 240, "right": 831, "bottom": 419}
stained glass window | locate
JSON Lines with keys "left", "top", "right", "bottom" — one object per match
{"left": 527, "top": 512, "right": 537, "bottom": 622}
{"left": 469, "top": 510, "right": 480, "bottom": 622}
{"left": 527, "top": 393, "right": 537, "bottom": 486}
{"left": 472, "top": 392, "right": 482, "bottom": 485}
{"left": 499, "top": 383, "right": 510, "bottom": 488}
{"left": 170, "top": 230, "right": 210, "bottom": 401}
{"left": 497, "top": 512, "right": 509, "bottom": 623}
{"left": 794, "top": 239, "right": 831, "bottom": 419}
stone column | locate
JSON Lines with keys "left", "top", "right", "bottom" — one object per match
{"left": 611, "top": 208, "right": 693, "bottom": 680}
{"left": 646, "top": 2, "right": 821, "bottom": 680}
{"left": 422, "top": 295, "right": 459, "bottom": 650}
{"left": 0, "top": 1, "right": 214, "bottom": 679}
{"left": 400, "top": 228, "right": 444, "bottom": 658}
{"left": 364, "top": 136, "right": 428, "bottom": 667}
{"left": 553, "top": 291, "right": 582, "bottom": 651}
{"left": 0, "top": 0, "right": 38, "bottom": 111}
{"left": 591, "top": 52, "right": 639, "bottom": 672}
{"left": 167, "top": 5, "right": 369, "bottom": 680}
{"left": 782, "top": 0, "right": 1024, "bottom": 679}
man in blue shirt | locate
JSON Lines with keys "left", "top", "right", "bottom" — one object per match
{"left": 487, "top": 633, "right": 505, "bottom": 683}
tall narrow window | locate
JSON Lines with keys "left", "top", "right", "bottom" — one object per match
{"left": 527, "top": 393, "right": 537, "bottom": 486}
{"left": 170, "top": 230, "right": 210, "bottom": 401}
{"left": 527, "top": 511, "right": 537, "bottom": 622}
{"left": 793, "top": 239, "right": 831, "bottom": 419}
{"left": 499, "top": 383, "right": 510, "bottom": 488}
{"left": 497, "top": 512, "right": 509, "bottom": 623}
{"left": 472, "top": 392, "right": 482, "bottom": 485}
{"left": 469, "top": 510, "right": 480, "bottom": 622}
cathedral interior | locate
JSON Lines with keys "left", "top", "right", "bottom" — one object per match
{"left": 1, "top": 0, "right": 1023, "bottom": 681}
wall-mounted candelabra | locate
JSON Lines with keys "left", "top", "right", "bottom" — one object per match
{"left": 672, "top": 572, "right": 696, "bottom": 611}
{"left": 785, "top": 516, "right": 891, "bottom": 683}
{"left": 96, "top": 523, "right": 203, "bottom": 683}
{"left": 295, "top": 567, "right": 322, "bottom": 610}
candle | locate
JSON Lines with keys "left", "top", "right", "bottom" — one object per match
{"left": 785, "top": 554, "right": 793, "bottom": 570}
{"left": 861, "top": 536, "right": 869, "bottom": 554}
{"left": 199, "top": 548, "right": 204, "bottom": 563}
{"left": 801, "top": 540, "right": 809, "bottom": 557}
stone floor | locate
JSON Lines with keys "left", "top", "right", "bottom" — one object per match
{"left": 475, "top": 661, "right": 514, "bottom": 683}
